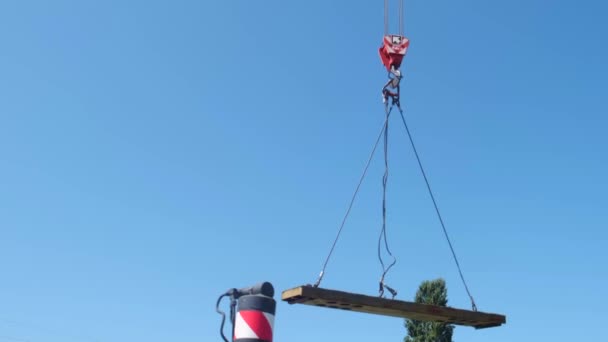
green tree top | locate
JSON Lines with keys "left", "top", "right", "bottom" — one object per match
{"left": 404, "top": 278, "right": 454, "bottom": 342}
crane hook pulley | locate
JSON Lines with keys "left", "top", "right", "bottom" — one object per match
{"left": 380, "top": 0, "right": 409, "bottom": 110}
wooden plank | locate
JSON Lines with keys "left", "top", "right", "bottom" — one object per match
{"left": 282, "top": 285, "right": 506, "bottom": 329}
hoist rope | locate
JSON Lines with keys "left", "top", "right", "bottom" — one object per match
{"left": 314, "top": 115, "right": 390, "bottom": 287}
{"left": 385, "top": 0, "right": 405, "bottom": 36}
{"left": 396, "top": 107, "right": 478, "bottom": 311}
{"left": 378, "top": 106, "right": 397, "bottom": 295}
{"left": 399, "top": 0, "right": 404, "bottom": 36}
{"left": 384, "top": 0, "right": 389, "bottom": 35}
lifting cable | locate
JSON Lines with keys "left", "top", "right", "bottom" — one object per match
{"left": 396, "top": 107, "right": 478, "bottom": 311}
{"left": 314, "top": 114, "right": 390, "bottom": 288}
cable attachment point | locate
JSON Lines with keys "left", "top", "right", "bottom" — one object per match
{"left": 313, "top": 271, "right": 324, "bottom": 288}
{"left": 385, "top": 284, "right": 398, "bottom": 299}
{"left": 471, "top": 297, "right": 478, "bottom": 312}
{"left": 382, "top": 69, "right": 402, "bottom": 110}
{"left": 379, "top": 280, "right": 398, "bottom": 299}
{"left": 382, "top": 89, "right": 400, "bottom": 107}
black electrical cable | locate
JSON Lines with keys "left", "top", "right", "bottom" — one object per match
{"left": 397, "top": 108, "right": 477, "bottom": 311}
{"left": 314, "top": 115, "right": 390, "bottom": 287}
{"left": 215, "top": 294, "right": 229, "bottom": 342}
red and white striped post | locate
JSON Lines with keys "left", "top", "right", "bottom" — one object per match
{"left": 233, "top": 285, "right": 276, "bottom": 342}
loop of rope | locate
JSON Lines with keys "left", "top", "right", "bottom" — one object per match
{"left": 378, "top": 105, "right": 398, "bottom": 298}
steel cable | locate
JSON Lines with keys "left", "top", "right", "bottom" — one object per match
{"left": 397, "top": 107, "right": 477, "bottom": 311}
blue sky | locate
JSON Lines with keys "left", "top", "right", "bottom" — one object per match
{"left": 1, "top": 0, "right": 607, "bottom": 341}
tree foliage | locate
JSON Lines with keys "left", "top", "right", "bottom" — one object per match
{"left": 404, "top": 278, "right": 454, "bottom": 342}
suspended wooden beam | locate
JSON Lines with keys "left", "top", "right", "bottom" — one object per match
{"left": 282, "top": 285, "right": 506, "bottom": 329}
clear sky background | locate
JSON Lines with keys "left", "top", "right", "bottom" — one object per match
{"left": 1, "top": 0, "right": 607, "bottom": 341}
